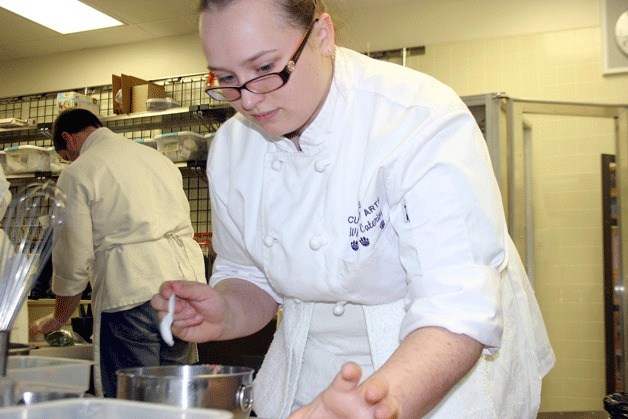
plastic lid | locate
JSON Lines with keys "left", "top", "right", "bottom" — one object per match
{"left": 155, "top": 131, "right": 203, "bottom": 139}
{"left": 4, "top": 145, "right": 48, "bottom": 151}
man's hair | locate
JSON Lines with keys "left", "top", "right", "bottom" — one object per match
{"left": 52, "top": 108, "right": 103, "bottom": 151}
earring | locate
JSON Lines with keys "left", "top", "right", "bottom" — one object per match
{"left": 328, "top": 46, "right": 335, "bottom": 53}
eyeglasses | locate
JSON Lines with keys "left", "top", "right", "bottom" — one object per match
{"left": 205, "top": 19, "right": 319, "bottom": 102}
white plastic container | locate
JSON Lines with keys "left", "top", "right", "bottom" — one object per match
{"left": 154, "top": 131, "right": 207, "bottom": 162}
{"left": 0, "top": 118, "right": 28, "bottom": 128}
{"left": 6, "top": 356, "right": 93, "bottom": 393}
{"left": 4, "top": 145, "right": 50, "bottom": 174}
{"left": 46, "top": 147, "right": 67, "bottom": 174}
{"left": 146, "top": 97, "right": 179, "bottom": 111}
{"left": 56, "top": 92, "right": 100, "bottom": 116}
{"left": 132, "top": 138, "right": 158, "bottom": 150}
{"left": 0, "top": 151, "right": 8, "bottom": 175}
{"left": 0, "top": 398, "right": 232, "bottom": 418}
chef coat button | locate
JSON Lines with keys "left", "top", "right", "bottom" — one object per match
{"left": 314, "top": 159, "right": 330, "bottom": 173}
{"left": 309, "top": 235, "right": 326, "bottom": 251}
{"left": 333, "top": 301, "right": 347, "bottom": 316}
{"left": 263, "top": 236, "right": 275, "bottom": 247}
{"left": 271, "top": 159, "right": 283, "bottom": 171}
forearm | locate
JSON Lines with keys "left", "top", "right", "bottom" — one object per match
{"left": 214, "top": 278, "right": 279, "bottom": 340}
{"left": 30, "top": 293, "right": 83, "bottom": 338}
{"left": 375, "top": 326, "right": 483, "bottom": 418}
{"left": 53, "top": 293, "right": 83, "bottom": 323}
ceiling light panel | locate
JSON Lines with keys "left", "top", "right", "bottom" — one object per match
{"left": 0, "top": 0, "right": 123, "bottom": 34}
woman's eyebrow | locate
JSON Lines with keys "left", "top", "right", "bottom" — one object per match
{"left": 207, "top": 49, "right": 279, "bottom": 72}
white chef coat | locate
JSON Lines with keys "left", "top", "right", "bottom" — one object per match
{"left": 208, "top": 47, "right": 555, "bottom": 418}
{"left": 52, "top": 127, "right": 205, "bottom": 394}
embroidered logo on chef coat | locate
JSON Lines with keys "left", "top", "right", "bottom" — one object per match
{"left": 347, "top": 197, "right": 385, "bottom": 251}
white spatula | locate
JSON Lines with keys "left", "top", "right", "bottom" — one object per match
{"left": 160, "top": 294, "right": 175, "bottom": 346}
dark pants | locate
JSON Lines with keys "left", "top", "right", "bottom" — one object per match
{"left": 99, "top": 301, "right": 193, "bottom": 398}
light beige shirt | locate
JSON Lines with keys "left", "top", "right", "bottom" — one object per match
{"left": 52, "top": 127, "right": 205, "bottom": 312}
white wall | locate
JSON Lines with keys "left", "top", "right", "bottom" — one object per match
{"left": 0, "top": 33, "right": 207, "bottom": 97}
{"left": 0, "top": 0, "right": 603, "bottom": 98}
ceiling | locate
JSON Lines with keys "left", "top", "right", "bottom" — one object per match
{"left": 0, "top": 0, "right": 405, "bottom": 65}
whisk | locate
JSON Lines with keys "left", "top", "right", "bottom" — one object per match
{"left": 0, "top": 180, "right": 66, "bottom": 376}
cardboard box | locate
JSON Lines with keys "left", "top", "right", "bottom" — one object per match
{"left": 131, "top": 83, "right": 166, "bottom": 113}
{"left": 112, "top": 74, "right": 123, "bottom": 114}
{"left": 56, "top": 92, "right": 100, "bottom": 115}
{"left": 112, "top": 74, "right": 165, "bottom": 114}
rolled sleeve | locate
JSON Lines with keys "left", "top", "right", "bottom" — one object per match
{"left": 400, "top": 264, "right": 502, "bottom": 353}
{"left": 389, "top": 110, "right": 507, "bottom": 353}
{"left": 210, "top": 255, "right": 282, "bottom": 303}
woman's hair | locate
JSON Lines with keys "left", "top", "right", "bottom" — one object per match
{"left": 52, "top": 108, "right": 102, "bottom": 151}
{"left": 197, "top": 0, "right": 326, "bottom": 30}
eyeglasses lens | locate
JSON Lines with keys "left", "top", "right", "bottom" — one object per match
{"left": 207, "top": 74, "right": 286, "bottom": 102}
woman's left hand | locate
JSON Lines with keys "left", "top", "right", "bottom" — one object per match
{"left": 288, "top": 362, "right": 399, "bottom": 419}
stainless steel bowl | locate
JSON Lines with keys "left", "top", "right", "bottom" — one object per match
{"left": 117, "top": 364, "right": 253, "bottom": 418}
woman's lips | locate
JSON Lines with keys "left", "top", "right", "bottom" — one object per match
{"left": 251, "top": 109, "right": 279, "bottom": 123}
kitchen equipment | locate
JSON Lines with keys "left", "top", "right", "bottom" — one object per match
{"left": 0, "top": 181, "right": 66, "bottom": 376}
{"left": 604, "top": 392, "right": 628, "bottom": 418}
{"left": 19, "top": 390, "right": 90, "bottom": 406}
{"left": 7, "top": 343, "right": 30, "bottom": 356}
{"left": 117, "top": 364, "right": 253, "bottom": 418}
{"left": 7, "top": 356, "right": 93, "bottom": 394}
{"left": 44, "top": 329, "right": 77, "bottom": 346}
{"left": 0, "top": 398, "right": 233, "bottom": 418}
{"left": 159, "top": 294, "right": 175, "bottom": 346}
{"left": 0, "top": 377, "right": 17, "bottom": 407}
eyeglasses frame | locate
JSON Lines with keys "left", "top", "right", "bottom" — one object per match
{"left": 205, "top": 18, "right": 319, "bottom": 101}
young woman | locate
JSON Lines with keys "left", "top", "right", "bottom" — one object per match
{"left": 152, "top": 0, "right": 555, "bottom": 417}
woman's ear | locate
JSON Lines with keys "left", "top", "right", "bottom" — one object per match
{"left": 316, "top": 13, "right": 335, "bottom": 57}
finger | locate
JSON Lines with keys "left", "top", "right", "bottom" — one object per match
{"left": 374, "top": 396, "right": 399, "bottom": 419}
{"left": 172, "top": 314, "right": 204, "bottom": 329}
{"left": 158, "top": 281, "right": 176, "bottom": 295}
{"left": 364, "top": 376, "right": 389, "bottom": 404}
{"left": 150, "top": 293, "right": 168, "bottom": 312}
{"left": 168, "top": 280, "right": 209, "bottom": 302}
{"left": 329, "top": 362, "right": 362, "bottom": 393}
{"left": 340, "top": 362, "right": 363, "bottom": 381}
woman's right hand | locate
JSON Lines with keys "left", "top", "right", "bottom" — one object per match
{"left": 151, "top": 280, "right": 227, "bottom": 343}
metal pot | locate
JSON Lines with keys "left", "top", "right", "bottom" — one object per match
{"left": 116, "top": 364, "right": 254, "bottom": 418}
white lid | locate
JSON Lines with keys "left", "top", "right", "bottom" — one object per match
{"left": 154, "top": 131, "right": 203, "bottom": 140}
{"left": 147, "top": 97, "right": 177, "bottom": 103}
{"left": 4, "top": 145, "right": 49, "bottom": 152}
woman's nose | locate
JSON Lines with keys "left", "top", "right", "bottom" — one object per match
{"left": 239, "top": 89, "right": 264, "bottom": 111}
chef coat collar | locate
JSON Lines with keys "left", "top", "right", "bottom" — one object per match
{"left": 273, "top": 49, "right": 347, "bottom": 153}
{"left": 79, "top": 126, "right": 115, "bottom": 155}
